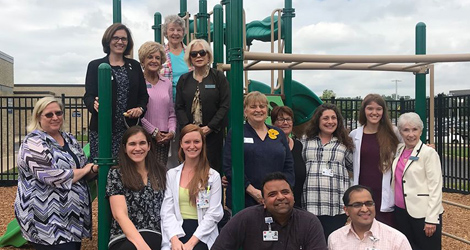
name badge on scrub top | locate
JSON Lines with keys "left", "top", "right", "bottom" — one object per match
{"left": 205, "top": 84, "right": 216, "bottom": 89}
{"left": 244, "top": 137, "right": 254, "bottom": 143}
{"left": 196, "top": 183, "right": 212, "bottom": 209}
{"left": 322, "top": 168, "right": 334, "bottom": 177}
{"left": 263, "top": 217, "right": 278, "bottom": 241}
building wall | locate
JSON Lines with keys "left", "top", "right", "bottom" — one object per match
{"left": 0, "top": 51, "right": 14, "bottom": 95}
{"left": 14, "top": 84, "right": 85, "bottom": 97}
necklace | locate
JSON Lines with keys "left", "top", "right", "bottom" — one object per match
{"left": 193, "top": 66, "right": 210, "bottom": 82}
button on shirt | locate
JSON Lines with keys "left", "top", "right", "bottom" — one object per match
{"left": 328, "top": 219, "right": 412, "bottom": 250}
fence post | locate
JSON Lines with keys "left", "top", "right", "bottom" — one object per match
{"left": 437, "top": 94, "right": 445, "bottom": 188}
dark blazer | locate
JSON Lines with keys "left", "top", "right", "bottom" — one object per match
{"left": 83, "top": 55, "right": 149, "bottom": 132}
{"left": 175, "top": 68, "right": 230, "bottom": 132}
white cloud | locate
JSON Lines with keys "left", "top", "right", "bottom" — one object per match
{"left": 1, "top": 0, "right": 469, "bottom": 98}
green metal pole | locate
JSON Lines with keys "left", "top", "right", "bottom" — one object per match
{"left": 197, "top": 0, "right": 209, "bottom": 41}
{"left": 213, "top": 4, "right": 224, "bottom": 68}
{"left": 229, "top": 0, "right": 244, "bottom": 214}
{"left": 113, "top": 0, "right": 121, "bottom": 23}
{"left": 221, "top": 0, "right": 231, "bottom": 82}
{"left": 282, "top": 0, "right": 294, "bottom": 108}
{"left": 179, "top": 0, "right": 187, "bottom": 17}
{"left": 415, "top": 22, "right": 427, "bottom": 141}
{"left": 97, "top": 63, "right": 113, "bottom": 250}
{"left": 152, "top": 12, "right": 162, "bottom": 43}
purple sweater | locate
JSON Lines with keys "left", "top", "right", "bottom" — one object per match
{"left": 141, "top": 76, "right": 177, "bottom": 133}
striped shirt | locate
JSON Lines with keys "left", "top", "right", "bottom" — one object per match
{"left": 301, "top": 136, "right": 353, "bottom": 216}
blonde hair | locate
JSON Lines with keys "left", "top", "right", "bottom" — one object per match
{"left": 27, "top": 96, "right": 64, "bottom": 132}
{"left": 243, "top": 91, "right": 268, "bottom": 109}
{"left": 184, "top": 39, "right": 213, "bottom": 67}
{"left": 138, "top": 41, "right": 167, "bottom": 70}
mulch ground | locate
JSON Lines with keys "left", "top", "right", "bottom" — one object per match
{"left": 1, "top": 186, "right": 469, "bottom": 250}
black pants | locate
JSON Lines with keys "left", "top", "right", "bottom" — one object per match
{"left": 394, "top": 206, "right": 442, "bottom": 250}
{"left": 180, "top": 219, "right": 209, "bottom": 250}
{"left": 31, "top": 242, "right": 81, "bottom": 250}
{"left": 317, "top": 214, "right": 348, "bottom": 243}
{"left": 108, "top": 231, "right": 162, "bottom": 250}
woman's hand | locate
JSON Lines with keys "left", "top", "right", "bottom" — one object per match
{"left": 126, "top": 107, "right": 144, "bottom": 118}
{"left": 246, "top": 184, "right": 263, "bottom": 204}
{"left": 94, "top": 97, "right": 99, "bottom": 112}
{"left": 170, "top": 236, "right": 185, "bottom": 250}
{"left": 424, "top": 223, "right": 437, "bottom": 237}
{"left": 157, "top": 131, "right": 174, "bottom": 144}
{"left": 201, "top": 126, "right": 212, "bottom": 135}
{"left": 221, "top": 176, "right": 229, "bottom": 187}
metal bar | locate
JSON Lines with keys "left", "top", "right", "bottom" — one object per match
{"left": 220, "top": 62, "right": 423, "bottom": 72}
{"left": 443, "top": 232, "right": 470, "bottom": 245}
{"left": 245, "top": 60, "right": 260, "bottom": 69}
{"left": 368, "top": 62, "right": 388, "bottom": 68}
{"left": 330, "top": 63, "right": 344, "bottom": 68}
{"left": 288, "top": 62, "right": 302, "bottom": 68}
{"left": 402, "top": 61, "right": 433, "bottom": 70}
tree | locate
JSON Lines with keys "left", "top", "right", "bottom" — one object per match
{"left": 321, "top": 89, "right": 336, "bottom": 99}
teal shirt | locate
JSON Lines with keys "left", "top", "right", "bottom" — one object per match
{"left": 169, "top": 52, "right": 189, "bottom": 101}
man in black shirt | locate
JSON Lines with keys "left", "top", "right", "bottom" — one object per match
{"left": 211, "top": 172, "right": 327, "bottom": 250}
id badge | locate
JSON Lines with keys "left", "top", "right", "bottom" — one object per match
{"left": 366, "top": 247, "right": 381, "bottom": 250}
{"left": 196, "top": 191, "right": 210, "bottom": 209}
{"left": 322, "top": 168, "right": 334, "bottom": 177}
{"left": 263, "top": 230, "right": 278, "bottom": 241}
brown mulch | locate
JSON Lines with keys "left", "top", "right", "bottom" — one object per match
{"left": 1, "top": 186, "right": 469, "bottom": 250}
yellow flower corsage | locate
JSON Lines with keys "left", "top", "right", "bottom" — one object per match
{"left": 268, "top": 129, "right": 279, "bottom": 140}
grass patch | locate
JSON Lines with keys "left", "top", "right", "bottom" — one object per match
{"left": 75, "top": 135, "right": 89, "bottom": 141}
{"left": 444, "top": 147, "right": 469, "bottom": 158}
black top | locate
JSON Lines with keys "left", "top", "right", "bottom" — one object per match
{"left": 83, "top": 55, "right": 149, "bottom": 132}
{"left": 175, "top": 68, "right": 230, "bottom": 132}
{"left": 211, "top": 205, "right": 327, "bottom": 250}
{"left": 291, "top": 139, "right": 306, "bottom": 208}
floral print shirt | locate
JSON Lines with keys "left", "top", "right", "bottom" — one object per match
{"left": 106, "top": 168, "right": 164, "bottom": 241}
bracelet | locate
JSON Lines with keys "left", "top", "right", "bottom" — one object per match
{"left": 152, "top": 128, "right": 159, "bottom": 138}
{"left": 90, "top": 165, "right": 97, "bottom": 173}
{"left": 139, "top": 107, "right": 144, "bottom": 113}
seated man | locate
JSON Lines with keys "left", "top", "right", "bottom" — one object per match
{"left": 328, "top": 185, "right": 412, "bottom": 250}
{"left": 211, "top": 172, "right": 327, "bottom": 250}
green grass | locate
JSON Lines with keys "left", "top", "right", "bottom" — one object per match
{"left": 75, "top": 135, "right": 88, "bottom": 141}
{"left": 444, "top": 147, "right": 469, "bottom": 158}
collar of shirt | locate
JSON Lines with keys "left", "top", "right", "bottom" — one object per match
{"left": 345, "top": 219, "right": 379, "bottom": 242}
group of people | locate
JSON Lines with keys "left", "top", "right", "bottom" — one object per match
{"left": 13, "top": 17, "right": 444, "bottom": 250}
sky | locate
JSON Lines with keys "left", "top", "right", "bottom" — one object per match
{"left": 1, "top": 0, "right": 470, "bottom": 98}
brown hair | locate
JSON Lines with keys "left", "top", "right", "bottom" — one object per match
{"left": 359, "top": 94, "right": 399, "bottom": 172}
{"left": 305, "top": 103, "right": 354, "bottom": 150}
{"left": 270, "top": 106, "right": 294, "bottom": 123}
{"left": 102, "top": 23, "right": 134, "bottom": 56}
{"left": 118, "top": 126, "right": 166, "bottom": 191}
{"left": 178, "top": 124, "right": 210, "bottom": 206}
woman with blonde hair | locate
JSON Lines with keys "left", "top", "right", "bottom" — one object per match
{"left": 175, "top": 39, "right": 230, "bottom": 173}
{"left": 160, "top": 124, "right": 223, "bottom": 250}
{"left": 138, "top": 41, "right": 177, "bottom": 167}
{"left": 15, "top": 97, "right": 97, "bottom": 250}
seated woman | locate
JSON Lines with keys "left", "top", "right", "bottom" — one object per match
{"left": 106, "top": 126, "right": 167, "bottom": 250}
{"left": 161, "top": 124, "right": 224, "bottom": 250}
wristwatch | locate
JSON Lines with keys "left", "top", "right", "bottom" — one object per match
{"left": 152, "top": 128, "right": 159, "bottom": 138}
{"left": 138, "top": 107, "right": 144, "bottom": 113}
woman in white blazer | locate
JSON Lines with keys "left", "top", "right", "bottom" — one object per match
{"left": 392, "top": 112, "right": 443, "bottom": 250}
{"left": 349, "top": 94, "right": 400, "bottom": 226}
{"left": 161, "top": 124, "right": 223, "bottom": 250}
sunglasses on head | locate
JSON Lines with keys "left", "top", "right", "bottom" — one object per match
{"left": 189, "top": 50, "right": 207, "bottom": 58}
{"left": 42, "top": 111, "right": 63, "bottom": 118}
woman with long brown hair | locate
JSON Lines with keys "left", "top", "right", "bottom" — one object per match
{"left": 349, "top": 94, "right": 400, "bottom": 226}
{"left": 301, "top": 103, "right": 354, "bottom": 242}
{"left": 106, "top": 126, "right": 167, "bottom": 250}
{"left": 160, "top": 124, "right": 223, "bottom": 250}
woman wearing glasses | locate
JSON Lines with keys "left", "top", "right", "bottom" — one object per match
{"left": 15, "top": 97, "right": 98, "bottom": 250}
{"left": 84, "top": 23, "right": 149, "bottom": 161}
{"left": 270, "top": 106, "right": 306, "bottom": 208}
{"left": 175, "top": 39, "right": 230, "bottom": 173}
{"left": 223, "top": 92, "right": 295, "bottom": 209}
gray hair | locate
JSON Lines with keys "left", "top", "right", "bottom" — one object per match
{"left": 27, "top": 96, "right": 64, "bottom": 132}
{"left": 162, "top": 15, "right": 186, "bottom": 38}
{"left": 397, "top": 112, "right": 424, "bottom": 131}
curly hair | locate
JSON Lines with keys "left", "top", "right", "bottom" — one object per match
{"left": 304, "top": 103, "right": 354, "bottom": 150}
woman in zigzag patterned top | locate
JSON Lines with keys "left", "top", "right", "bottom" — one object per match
{"left": 15, "top": 97, "right": 98, "bottom": 250}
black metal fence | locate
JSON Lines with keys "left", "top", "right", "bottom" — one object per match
{"left": 1, "top": 95, "right": 469, "bottom": 193}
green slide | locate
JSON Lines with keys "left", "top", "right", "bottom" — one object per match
{"left": 0, "top": 144, "right": 95, "bottom": 248}
{"left": 248, "top": 79, "right": 323, "bottom": 125}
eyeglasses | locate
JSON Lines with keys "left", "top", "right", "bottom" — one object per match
{"left": 276, "top": 117, "right": 293, "bottom": 123}
{"left": 42, "top": 111, "right": 63, "bottom": 118}
{"left": 112, "top": 36, "right": 128, "bottom": 42}
{"left": 347, "top": 201, "right": 375, "bottom": 209}
{"left": 189, "top": 50, "right": 207, "bottom": 58}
